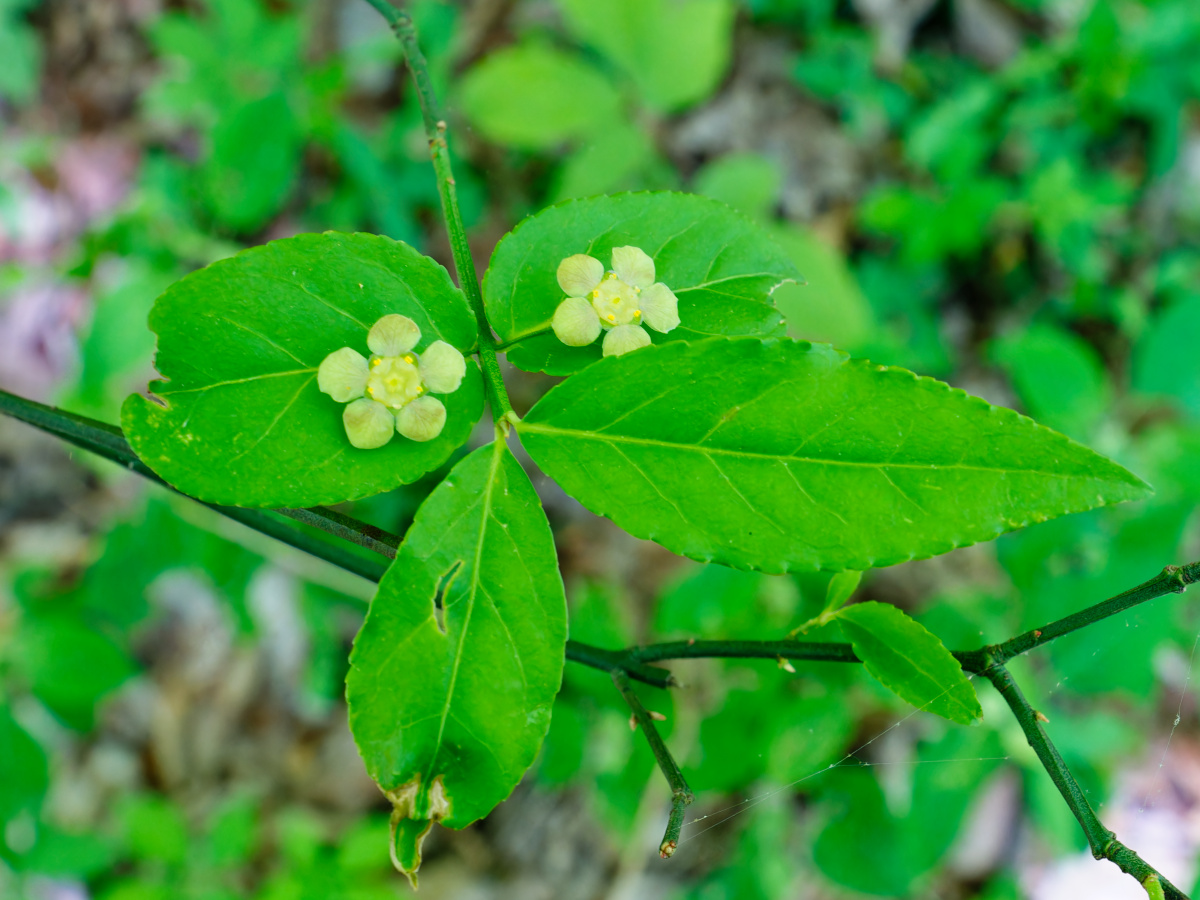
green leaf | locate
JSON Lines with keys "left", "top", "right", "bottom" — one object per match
{"left": 694, "top": 152, "right": 782, "bottom": 221}
{"left": 346, "top": 440, "right": 567, "bottom": 884}
{"left": 552, "top": 121, "right": 667, "bottom": 201}
{"left": 458, "top": 42, "right": 621, "bottom": 150}
{"left": 992, "top": 323, "right": 1109, "bottom": 440}
{"left": 201, "top": 92, "right": 303, "bottom": 233}
{"left": 834, "top": 602, "right": 980, "bottom": 723}
{"left": 17, "top": 617, "right": 136, "bottom": 731}
{"left": 770, "top": 225, "right": 874, "bottom": 350}
{"left": 122, "top": 232, "right": 483, "bottom": 508}
{"left": 0, "top": 0, "right": 40, "bottom": 104}
{"left": 517, "top": 337, "right": 1151, "bottom": 572}
{"left": 1134, "top": 294, "right": 1200, "bottom": 418}
{"left": 555, "top": 0, "right": 736, "bottom": 111}
{"left": 813, "top": 727, "right": 1002, "bottom": 893}
{"left": 822, "top": 570, "right": 861, "bottom": 614}
{"left": 486, "top": 192, "right": 797, "bottom": 375}
{"left": 0, "top": 706, "right": 47, "bottom": 822}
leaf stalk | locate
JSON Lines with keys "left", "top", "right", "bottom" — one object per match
{"left": 362, "top": 0, "right": 514, "bottom": 422}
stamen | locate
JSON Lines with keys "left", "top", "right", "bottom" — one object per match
{"left": 607, "top": 314, "right": 615, "bottom": 322}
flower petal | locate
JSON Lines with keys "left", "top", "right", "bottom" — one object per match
{"left": 639, "top": 282, "right": 680, "bottom": 333}
{"left": 343, "top": 398, "right": 395, "bottom": 449}
{"left": 317, "top": 347, "right": 369, "bottom": 402}
{"left": 611, "top": 246, "right": 655, "bottom": 289}
{"left": 552, "top": 297, "right": 602, "bottom": 347}
{"left": 602, "top": 324, "right": 651, "bottom": 357}
{"left": 557, "top": 254, "right": 604, "bottom": 297}
{"left": 396, "top": 395, "right": 447, "bottom": 442}
{"left": 368, "top": 314, "right": 421, "bottom": 356}
{"left": 419, "top": 341, "right": 467, "bottom": 393}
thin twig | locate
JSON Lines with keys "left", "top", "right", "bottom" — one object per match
{"left": 984, "top": 663, "right": 1187, "bottom": 899}
{"left": 985, "top": 563, "right": 1200, "bottom": 666}
{"left": 0, "top": 390, "right": 389, "bottom": 581}
{"left": 612, "top": 670, "right": 694, "bottom": 858}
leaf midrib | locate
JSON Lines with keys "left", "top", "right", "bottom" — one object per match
{"left": 518, "top": 422, "right": 1093, "bottom": 479}
{"left": 424, "top": 440, "right": 506, "bottom": 787}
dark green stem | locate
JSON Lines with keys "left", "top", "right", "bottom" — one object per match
{"left": 563, "top": 641, "right": 676, "bottom": 689}
{"left": 362, "top": 0, "right": 514, "bottom": 422}
{"left": 629, "top": 639, "right": 860, "bottom": 667}
{"left": 611, "top": 670, "right": 694, "bottom": 858}
{"left": 984, "top": 663, "right": 1188, "bottom": 900}
{"left": 0, "top": 390, "right": 389, "bottom": 582}
{"left": 986, "top": 564, "right": 1200, "bottom": 666}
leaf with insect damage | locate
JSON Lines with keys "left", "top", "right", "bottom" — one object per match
{"left": 346, "top": 439, "right": 567, "bottom": 884}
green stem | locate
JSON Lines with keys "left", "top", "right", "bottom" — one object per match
{"left": 629, "top": 639, "right": 860, "bottom": 667}
{"left": 0, "top": 390, "right": 390, "bottom": 581}
{"left": 986, "top": 563, "right": 1200, "bottom": 666}
{"left": 563, "top": 641, "right": 677, "bottom": 689}
{"left": 611, "top": 670, "right": 694, "bottom": 859}
{"left": 363, "top": 0, "right": 514, "bottom": 422}
{"left": 985, "top": 663, "right": 1188, "bottom": 900}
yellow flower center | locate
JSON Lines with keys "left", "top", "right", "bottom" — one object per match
{"left": 366, "top": 355, "right": 424, "bottom": 409}
{"left": 590, "top": 273, "right": 642, "bottom": 328}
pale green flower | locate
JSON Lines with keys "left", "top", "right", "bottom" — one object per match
{"left": 317, "top": 314, "right": 466, "bottom": 449}
{"left": 551, "top": 246, "right": 680, "bottom": 356}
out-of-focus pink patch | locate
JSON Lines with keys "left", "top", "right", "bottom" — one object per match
{"left": 1025, "top": 737, "right": 1200, "bottom": 899}
{"left": 0, "top": 136, "right": 138, "bottom": 265}
{"left": 57, "top": 138, "right": 140, "bottom": 221}
{"left": 0, "top": 283, "right": 87, "bottom": 401}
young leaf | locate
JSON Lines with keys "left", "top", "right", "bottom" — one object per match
{"left": 517, "top": 337, "right": 1151, "bottom": 573}
{"left": 485, "top": 192, "right": 798, "bottom": 375}
{"left": 122, "top": 232, "right": 483, "bottom": 508}
{"left": 346, "top": 440, "right": 567, "bottom": 885}
{"left": 823, "top": 570, "right": 862, "bottom": 614}
{"left": 834, "top": 602, "right": 981, "bottom": 724}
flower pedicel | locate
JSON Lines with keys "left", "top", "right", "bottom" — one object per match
{"left": 317, "top": 314, "right": 466, "bottom": 449}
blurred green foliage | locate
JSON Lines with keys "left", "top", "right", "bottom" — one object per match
{"left": 3, "top": 0, "right": 1200, "bottom": 896}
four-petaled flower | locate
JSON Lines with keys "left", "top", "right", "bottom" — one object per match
{"left": 318, "top": 314, "right": 466, "bottom": 450}
{"left": 551, "top": 246, "right": 680, "bottom": 356}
